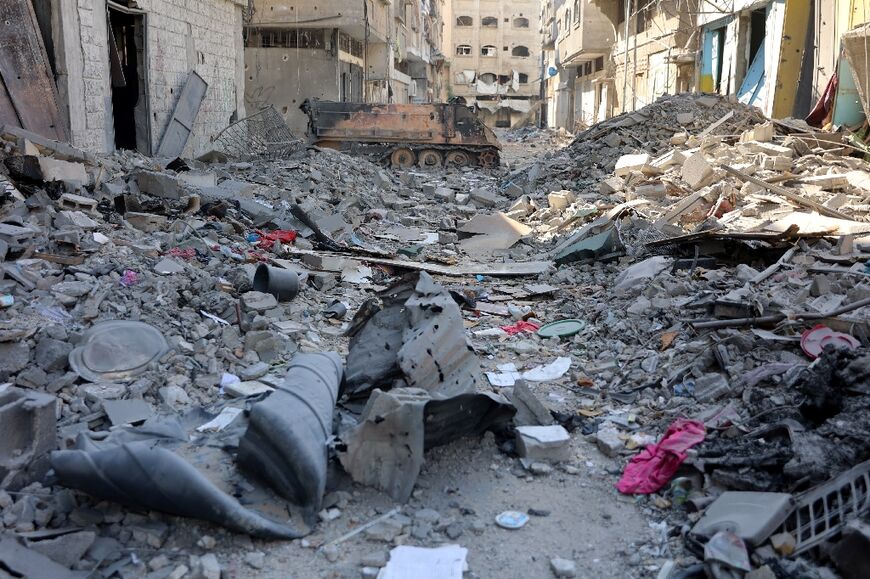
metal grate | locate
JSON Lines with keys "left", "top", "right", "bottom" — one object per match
{"left": 778, "top": 458, "right": 870, "bottom": 555}
{"left": 211, "top": 107, "right": 302, "bottom": 161}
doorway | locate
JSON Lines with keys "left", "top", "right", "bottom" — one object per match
{"left": 108, "top": 7, "right": 149, "bottom": 152}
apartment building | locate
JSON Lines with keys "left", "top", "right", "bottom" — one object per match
{"left": 541, "top": 0, "right": 614, "bottom": 131}
{"left": 244, "top": 1, "right": 446, "bottom": 136}
{"left": 594, "top": 0, "right": 698, "bottom": 116}
{"left": 447, "top": 0, "right": 542, "bottom": 127}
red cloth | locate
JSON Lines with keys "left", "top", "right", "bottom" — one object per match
{"left": 500, "top": 321, "right": 541, "bottom": 335}
{"left": 616, "top": 418, "right": 705, "bottom": 495}
{"left": 255, "top": 229, "right": 297, "bottom": 250}
{"left": 806, "top": 73, "right": 839, "bottom": 127}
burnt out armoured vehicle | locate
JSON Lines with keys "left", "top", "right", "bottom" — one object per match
{"left": 300, "top": 99, "right": 501, "bottom": 168}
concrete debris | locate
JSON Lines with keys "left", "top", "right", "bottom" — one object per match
{"left": 1, "top": 88, "right": 869, "bottom": 578}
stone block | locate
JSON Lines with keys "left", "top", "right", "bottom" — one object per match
{"left": 302, "top": 254, "right": 355, "bottom": 272}
{"left": 126, "top": 212, "right": 167, "bottom": 233}
{"left": 615, "top": 154, "right": 652, "bottom": 177}
{"left": 547, "top": 190, "right": 575, "bottom": 210}
{"left": 595, "top": 424, "right": 623, "bottom": 457}
{"left": 434, "top": 187, "right": 455, "bottom": 202}
{"left": 681, "top": 153, "right": 715, "bottom": 190}
{"left": 37, "top": 158, "right": 88, "bottom": 184}
{"left": 470, "top": 188, "right": 500, "bottom": 207}
{"left": 136, "top": 170, "right": 181, "bottom": 200}
{"left": 515, "top": 425, "right": 571, "bottom": 462}
{"left": 739, "top": 122, "right": 774, "bottom": 143}
{"left": 600, "top": 176, "right": 625, "bottom": 194}
{"left": 633, "top": 183, "right": 667, "bottom": 200}
{"left": 0, "top": 385, "right": 57, "bottom": 489}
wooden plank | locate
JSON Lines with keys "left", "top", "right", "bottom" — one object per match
{"left": 0, "top": 0, "right": 68, "bottom": 141}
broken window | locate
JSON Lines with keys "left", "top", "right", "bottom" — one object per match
{"left": 479, "top": 73, "right": 497, "bottom": 84}
{"left": 512, "top": 46, "right": 530, "bottom": 57}
{"left": 481, "top": 45, "right": 497, "bottom": 57}
{"left": 574, "top": 0, "right": 580, "bottom": 23}
{"left": 456, "top": 44, "right": 472, "bottom": 56}
{"left": 513, "top": 17, "right": 529, "bottom": 28}
{"left": 244, "top": 28, "right": 325, "bottom": 49}
{"left": 456, "top": 15, "right": 472, "bottom": 26}
{"left": 518, "top": 73, "right": 529, "bottom": 83}
{"left": 595, "top": 56, "right": 604, "bottom": 71}
{"left": 482, "top": 16, "right": 498, "bottom": 28}
{"left": 636, "top": 0, "right": 653, "bottom": 34}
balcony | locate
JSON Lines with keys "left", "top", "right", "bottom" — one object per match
{"left": 250, "top": 0, "right": 388, "bottom": 42}
{"left": 556, "top": 0, "right": 615, "bottom": 67}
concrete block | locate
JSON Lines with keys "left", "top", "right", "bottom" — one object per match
{"left": 515, "top": 425, "right": 571, "bottom": 462}
{"left": 0, "top": 385, "right": 57, "bottom": 489}
{"left": 615, "top": 154, "right": 652, "bottom": 177}
{"left": 136, "top": 171, "right": 181, "bottom": 200}
{"left": 434, "top": 187, "right": 455, "bottom": 202}
{"left": 178, "top": 171, "right": 217, "bottom": 188}
{"left": 681, "top": 153, "right": 715, "bottom": 190}
{"left": 594, "top": 424, "right": 623, "bottom": 457}
{"left": 799, "top": 173, "right": 849, "bottom": 190}
{"left": 470, "top": 188, "right": 500, "bottom": 207}
{"left": 737, "top": 141, "right": 794, "bottom": 158}
{"left": 739, "top": 122, "right": 774, "bottom": 143}
{"left": 760, "top": 155, "right": 792, "bottom": 171}
{"left": 37, "top": 158, "right": 88, "bottom": 184}
{"left": 302, "top": 254, "right": 356, "bottom": 272}
{"left": 633, "top": 183, "right": 667, "bottom": 200}
{"left": 547, "top": 190, "right": 575, "bottom": 210}
{"left": 225, "top": 380, "right": 274, "bottom": 398}
{"left": 126, "top": 212, "right": 168, "bottom": 233}
{"left": 58, "top": 193, "right": 98, "bottom": 213}
{"left": 600, "top": 176, "right": 625, "bottom": 194}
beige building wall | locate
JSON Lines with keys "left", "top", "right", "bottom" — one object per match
{"left": 594, "top": 0, "right": 698, "bottom": 115}
{"left": 448, "top": 0, "right": 542, "bottom": 126}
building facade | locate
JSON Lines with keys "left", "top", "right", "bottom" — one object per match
{"left": 244, "top": 0, "right": 446, "bottom": 136}
{"left": 3, "top": 0, "right": 248, "bottom": 156}
{"left": 541, "top": 0, "right": 614, "bottom": 131}
{"left": 446, "top": 0, "right": 542, "bottom": 127}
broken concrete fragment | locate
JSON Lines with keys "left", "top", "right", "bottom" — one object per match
{"left": 26, "top": 530, "right": 96, "bottom": 568}
{"left": 469, "top": 188, "right": 501, "bottom": 207}
{"left": 681, "top": 152, "right": 715, "bottom": 190}
{"left": 240, "top": 291, "right": 278, "bottom": 313}
{"left": 550, "top": 557, "right": 577, "bottom": 578}
{"left": 136, "top": 170, "right": 181, "bottom": 200}
{"left": 600, "top": 176, "right": 624, "bottom": 194}
{"left": 515, "top": 425, "right": 571, "bottom": 462}
{"left": 224, "top": 380, "right": 274, "bottom": 398}
{"left": 126, "top": 212, "right": 168, "bottom": 233}
{"left": 37, "top": 157, "right": 88, "bottom": 184}
{"left": 615, "top": 154, "right": 653, "bottom": 177}
{"left": 58, "top": 193, "right": 98, "bottom": 213}
{"left": 510, "top": 380, "right": 554, "bottom": 426}
{"left": 0, "top": 385, "right": 57, "bottom": 489}
{"left": 595, "top": 424, "right": 623, "bottom": 457}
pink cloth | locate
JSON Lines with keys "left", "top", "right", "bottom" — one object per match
{"left": 500, "top": 321, "right": 540, "bottom": 335}
{"left": 616, "top": 418, "right": 705, "bottom": 494}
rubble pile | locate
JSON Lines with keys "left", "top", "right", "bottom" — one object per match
{"left": 1, "top": 94, "right": 870, "bottom": 578}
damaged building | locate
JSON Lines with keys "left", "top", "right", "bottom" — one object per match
{"left": 446, "top": 0, "right": 542, "bottom": 127}
{"left": 244, "top": 0, "right": 448, "bottom": 136}
{"left": 1, "top": 0, "right": 248, "bottom": 156}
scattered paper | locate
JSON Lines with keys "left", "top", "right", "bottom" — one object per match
{"left": 486, "top": 357, "right": 572, "bottom": 386}
{"left": 379, "top": 545, "right": 468, "bottom": 579}
{"left": 523, "top": 356, "right": 572, "bottom": 381}
{"left": 196, "top": 407, "right": 243, "bottom": 433}
{"left": 201, "top": 310, "right": 230, "bottom": 325}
